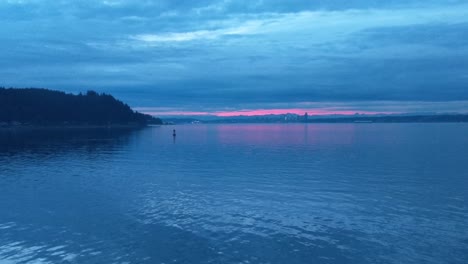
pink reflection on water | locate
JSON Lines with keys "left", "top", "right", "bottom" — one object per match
{"left": 161, "top": 124, "right": 359, "bottom": 147}
{"left": 214, "top": 124, "right": 357, "bottom": 146}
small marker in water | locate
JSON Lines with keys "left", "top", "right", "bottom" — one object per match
{"left": 173, "top": 129, "right": 176, "bottom": 137}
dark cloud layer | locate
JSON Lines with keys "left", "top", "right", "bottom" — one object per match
{"left": 1, "top": 0, "right": 467, "bottom": 114}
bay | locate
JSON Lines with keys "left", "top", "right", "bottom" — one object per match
{"left": 0, "top": 124, "right": 467, "bottom": 264}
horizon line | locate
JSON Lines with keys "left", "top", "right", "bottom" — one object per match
{"left": 137, "top": 109, "right": 397, "bottom": 117}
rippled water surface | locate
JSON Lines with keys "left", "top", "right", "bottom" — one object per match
{"left": 0, "top": 124, "right": 467, "bottom": 264}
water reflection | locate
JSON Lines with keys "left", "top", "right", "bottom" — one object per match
{"left": 0, "top": 127, "right": 146, "bottom": 263}
{"left": 216, "top": 124, "right": 356, "bottom": 146}
{"left": 0, "top": 127, "right": 139, "bottom": 157}
{"left": 165, "top": 124, "right": 357, "bottom": 146}
{"left": 0, "top": 124, "right": 467, "bottom": 264}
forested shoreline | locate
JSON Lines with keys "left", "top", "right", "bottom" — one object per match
{"left": 0, "top": 88, "right": 162, "bottom": 127}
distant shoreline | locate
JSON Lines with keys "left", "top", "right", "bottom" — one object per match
{"left": 162, "top": 114, "right": 468, "bottom": 124}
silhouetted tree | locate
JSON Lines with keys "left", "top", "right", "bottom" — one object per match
{"left": 0, "top": 87, "right": 162, "bottom": 126}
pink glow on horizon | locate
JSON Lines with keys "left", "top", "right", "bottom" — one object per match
{"left": 139, "top": 108, "right": 398, "bottom": 117}
{"left": 214, "top": 108, "right": 390, "bottom": 117}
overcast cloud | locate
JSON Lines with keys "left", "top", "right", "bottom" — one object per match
{"left": 1, "top": 0, "right": 467, "bottom": 115}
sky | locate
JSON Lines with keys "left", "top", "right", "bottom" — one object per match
{"left": 1, "top": 0, "right": 467, "bottom": 117}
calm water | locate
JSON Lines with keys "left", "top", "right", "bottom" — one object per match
{"left": 0, "top": 124, "right": 467, "bottom": 264}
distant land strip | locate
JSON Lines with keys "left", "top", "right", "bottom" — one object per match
{"left": 163, "top": 114, "right": 468, "bottom": 124}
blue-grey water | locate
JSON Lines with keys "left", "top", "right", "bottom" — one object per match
{"left": 0, "top": 124, "right": 467, "bottom": 264}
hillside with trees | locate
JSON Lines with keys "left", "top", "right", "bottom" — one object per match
{"left": 0, "top": 88, "right": 162, "bottom": 127}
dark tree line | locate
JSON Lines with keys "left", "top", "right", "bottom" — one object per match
{"left": 0, "top": 88, "right": 162, "bottom": 126}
